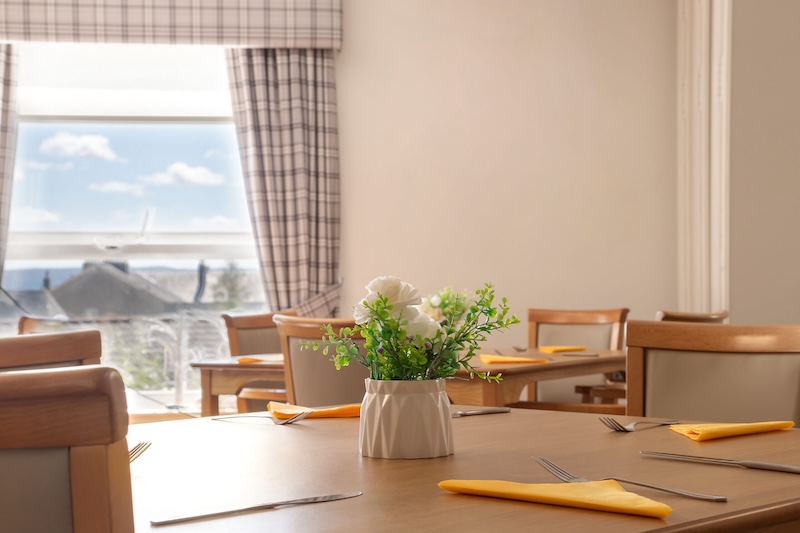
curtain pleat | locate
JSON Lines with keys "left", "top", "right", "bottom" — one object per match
{"left": 0, "top": 45, "right": 18, "bottom": 284}
{"left": 226, "top": 48, "right": 340, "bottom": 316}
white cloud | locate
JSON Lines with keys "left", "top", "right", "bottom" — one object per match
{"left": 40, "top": 131, "right": 122, "bottom": 161}
{"left": 11, "top": 207, "right": 61, "bottom": 224}
{"left": 88, "top": 181, "right": 145, "bottom": 195}
{"left": 190, "top": 215, "right": 239, "bottom": 229}
{"left": 139, "top": 162, "right": 224, "bottom": 186}
{"left": 14, "top": 159, "right": 74, "bottom": 180}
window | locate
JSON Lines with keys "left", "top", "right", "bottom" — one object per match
{"left": 1, "top": 43, "right": 265, "bottom": 414}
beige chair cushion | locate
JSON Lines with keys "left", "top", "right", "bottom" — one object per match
{"left": 236, "top": 327, "right": 282, "bottom": 355}
{"left": 0, "top": 448, "right": 73, "bottom": 533}
{"left": 535, "top": 323, "right": 614, "bottom": 403}
{"left": 645, "top": 349, "right": 800, "bottom": 423}
{"left": 288, "top": 340, "right": 370, "bottom": 407}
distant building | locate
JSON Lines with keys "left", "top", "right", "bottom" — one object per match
{"left": 51, "top": 262, "right": 186, "bottom": 319}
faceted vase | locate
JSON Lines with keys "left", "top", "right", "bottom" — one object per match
{"left": 359, "top": 378, "right": 454, "bottom": 459}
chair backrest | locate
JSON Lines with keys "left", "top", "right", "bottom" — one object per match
{"left": 626, "top": 320, "right": 800, "bottom": 423}
{"left": 0, "top": 365, "right": 133, "bottom": 533}
{"left": 527, "top": 308, "right": 630, "bottom": 350}
{"left": 0, "top": 330, "right": 102, "bottom": 371}
{"left": 222, "top": 310, "right": 298, "bottom": 356}
{"left": 655, "top": 310, "right": 730, "bottom": 323}
{"left": 273, "top": 314, "right": 370, "bottom": 407}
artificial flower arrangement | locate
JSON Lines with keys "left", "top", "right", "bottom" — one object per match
{"left": 303, "top": 276, "right": 519, "bottom": 381}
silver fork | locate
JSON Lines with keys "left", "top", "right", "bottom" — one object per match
{"left": 128, "top": 442, "right": 151, "bottom": 463}
{"left": 212, "top": 411, "right": 312, "bottom": 425}
{"left": 599, "top": 417, "right": 680, "bottom": 432}
{"left": 534, "top": 457, "right": 726, "bottom": 501}
{"left": 271, "top": 411, "right": 312, "bottom": 425}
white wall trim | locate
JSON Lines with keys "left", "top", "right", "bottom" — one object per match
{"left": 677, "top": 0, "right": 731, "bottom": 312}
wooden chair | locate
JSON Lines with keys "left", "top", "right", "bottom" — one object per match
{"left": 0, "top": 365, "right": 134, "bottom": 532}
{"left": 655, "top": 309, "right": 730, "bottom": 323}
{"left": 222, "top": 310, "right": 298, "bottom": 412}
{"left": 273, "top": 314, "right": 370, "bottom": 407}
{"left": 509, "top": 308, "right": 629, "bottom": 414}
{"left": 0, "top": 329, "right": 102, "bottom": 370}
{"left": 580, "top": 309, "right": 732, "bottom": 405}
{"left": 626, "top": 320, "right": 800, "bottom": 423}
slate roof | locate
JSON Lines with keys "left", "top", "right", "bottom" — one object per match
{"left": 51, "top": 262, "right": 186, "bottom": 319}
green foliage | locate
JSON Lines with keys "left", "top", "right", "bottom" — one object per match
{"left": 212, "top": 261, "right": 251, "bottom": 309}
{"left": 303, "top": 283, "right": 519, "bottom": 381}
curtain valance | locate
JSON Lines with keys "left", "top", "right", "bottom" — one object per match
{"left": 0, "top": 0, "right": 342, "bottom": 49}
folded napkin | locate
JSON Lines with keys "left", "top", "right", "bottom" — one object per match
{"left": 479, "top": 354, "right": 550, "bottom": 364}
{"left": 538, "top": 345, "right": 587, "bottom": 354}
{"left": 237, "top": 357, "right": 270, "bottom": 364}
{"left": 670, "top": 421, "right": 795, "bottom": 441}
{"left": 267, "top": 401, "right": 361, "bottom": 420}
{"left": 438, "top": 479, "right": 671, "bottom": 518}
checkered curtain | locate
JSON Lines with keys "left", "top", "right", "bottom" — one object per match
{"left": 227, "top": 48, "right": 341, "bottom": 316}
{"left": 0, "top": 0, "right": 342, "bottom": 49}
{"left": 0, "top": 45, "right": 18, "bottom": 284}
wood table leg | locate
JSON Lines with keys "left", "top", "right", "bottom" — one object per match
{"left": 199, "top": 369, "right": 219, "bottom": 416}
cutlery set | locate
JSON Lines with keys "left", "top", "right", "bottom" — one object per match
{"left": 150, "top": 492, "right": 363, "bottom": 526}
{"left": 452, "top": 407, "right": 511, "bottom": 418}
{"left": 534, "top": 456, "right": 727, "bottom": 501}
{"left": 530, "top": 416, "right": 800, "bottom": 504}
{"left": 641, "top": 450, "right": 800, "bottom": 474}
{"left": 212, "top": 411, "right": 312, "bottom": 425}
{"left": 128, "top": 442, "right": 151, "bottom": 463}
{"left": 599, "top": 416, "right": 679, "bottom": 432}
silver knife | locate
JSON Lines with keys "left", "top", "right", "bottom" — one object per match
{"left": 452, "top": 407, "right": 511, "bottom": 418}
{"left": 150, "top": 491, "right": 363, "bottom": 526}
{"left": 641, "top": 451, "right": 800, "bottom": 474}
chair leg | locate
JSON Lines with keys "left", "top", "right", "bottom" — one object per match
{"left": 574, "top": 385, "right": 595, "bottom": 403}
{"left": 236, "top": 397, "right": 250, "bottom": 413}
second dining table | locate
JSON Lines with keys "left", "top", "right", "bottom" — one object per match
{"left": 190, "top": 348, "right": 626, "bottom": 415}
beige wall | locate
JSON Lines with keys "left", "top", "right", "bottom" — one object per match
{"left": 335, "top": 0, "right": 677, "bottom": 347}
{"left": 730, "top": 0, "right": 800, "bottom": 323}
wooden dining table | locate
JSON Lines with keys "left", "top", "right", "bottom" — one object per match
{"left": 447, "top": 348, "right": 626, "bottom": 406}
{"left": 190, "top": 348, "right": 626, "bottom": 415}
{"left": 190, "top": 354, "right": 284, "bottom": 416}
{"left": 127, "top": 408, "right": 800, "bottom": 532}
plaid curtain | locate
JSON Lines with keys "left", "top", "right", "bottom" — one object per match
{"left": 0, "top": 0, "right": 342, "bottom": 49}
{"left": 0, "top": 45, "right": 18, "bottom": 284}
{"left": 227, "top": 48, "right": 340, "bottom": 316}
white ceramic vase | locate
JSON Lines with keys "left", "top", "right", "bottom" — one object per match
{"left": 359, "top": 378, "right": 454, "bottom": 459}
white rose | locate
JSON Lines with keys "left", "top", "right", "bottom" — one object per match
{"left": 365, "top": 276, "right": 421, "bottom": 308}
{"left": 353, "top": 300, "right": 372, "bottom": 324}
{"left": 403, "top": 307, "right": 442, "bottom": 340}
{"left": 353, "top": 276, "right": 423, "bottom": 324}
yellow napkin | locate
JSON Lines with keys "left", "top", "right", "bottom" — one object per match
{"left": 538, "top": 345, "right": 587, "bottom": 354}
{"left": 479, "top": 354, "right": 550, "bottom": 364}
{"left": 237, "top": 357, "right": 269, "bottom": 363}
{"left": 438, "top": 479, "right": 671, "bottom": 518}
{"left": 268, "top": 401, "right": 361, "bottom": 420}
{"left": 670, "top": 421, "right": 795, "bottom": 441}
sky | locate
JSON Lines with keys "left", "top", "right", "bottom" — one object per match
{"left": 11, "top": 121, "right": 251, "bottom": 234}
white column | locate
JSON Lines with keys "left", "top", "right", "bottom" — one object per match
{"left": 676, "top": 0, "right": 731, "bottom": 312}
